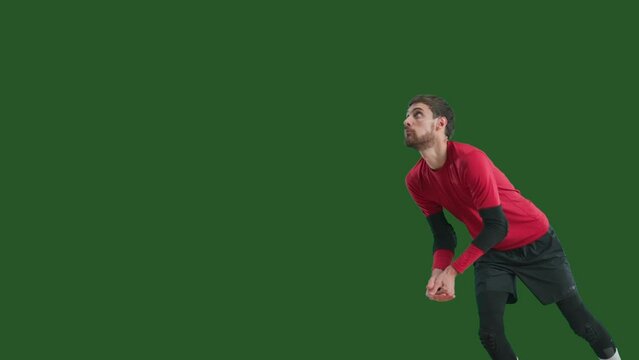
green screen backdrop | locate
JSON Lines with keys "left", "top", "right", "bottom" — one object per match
{"left": 3, "top": 1, "right": 635, "bottom": 359}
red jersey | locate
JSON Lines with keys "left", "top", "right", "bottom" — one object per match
{"left": 406, "top": 141, "right": 549, "bottom": 258}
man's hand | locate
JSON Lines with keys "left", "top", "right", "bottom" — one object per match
{"left": 426, "top": 266, "right": 458, "bottom": 302}
{"left": 426, "top": 268, "right": 443, "bottom": 296}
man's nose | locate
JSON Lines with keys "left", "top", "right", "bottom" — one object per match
{"left": 403, "top": 118, "right": 412, "bottom": 128}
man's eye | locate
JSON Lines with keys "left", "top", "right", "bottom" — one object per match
{"left": 414, "top": 113, "right": 422, "bottom": 118}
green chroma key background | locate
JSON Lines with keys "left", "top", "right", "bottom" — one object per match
{"left": 3, "top": 1, "right": 635, "bottom": 359}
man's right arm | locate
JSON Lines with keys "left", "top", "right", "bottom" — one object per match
{"left": 405, "top": 175, "right": 457, "bottom": 270}
{"left": 427, "top": 211, "right": 458, "bottom": 270}
{"left": 425, "top": 213, "right": 457, "bottom": 301}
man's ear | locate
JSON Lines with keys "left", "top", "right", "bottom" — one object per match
{"left": 438, "top": 116, "right": 448, "bottom": 130}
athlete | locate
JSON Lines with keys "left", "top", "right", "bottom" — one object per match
{"left": 403, "top": 95, "right": 621, "bottom": 360}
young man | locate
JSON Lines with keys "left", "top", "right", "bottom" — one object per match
{"left": 403, "top": 95, "right": 621, "bottom": 360}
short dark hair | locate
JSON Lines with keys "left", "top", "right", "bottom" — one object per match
{"left": 408, "top": 95, "right": 455, "bottom": 139}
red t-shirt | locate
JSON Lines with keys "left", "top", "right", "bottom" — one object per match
{"left": 406, "top": 141, "right": 549, "bottom": 271}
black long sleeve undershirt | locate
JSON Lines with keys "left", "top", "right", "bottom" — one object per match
{"left": 472, "top": 205, "right": 509, "bottom": 252}
{"left": 426, "top": 211, "right": 457, "bottom": 253}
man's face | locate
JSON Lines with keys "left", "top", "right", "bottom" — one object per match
{"left": 404, "top": 103, "right": 439, "bottom": 149}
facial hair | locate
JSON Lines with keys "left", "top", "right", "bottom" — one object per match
{"left": 404, "top": 131, "right": 435, "bottom": 150}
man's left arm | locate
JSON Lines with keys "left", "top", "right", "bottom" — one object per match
{"left": 453, "top": 151, "right": 510, "bottom": 273}
{"left": 429, "top": 152, "right": 509, "bottom": 300}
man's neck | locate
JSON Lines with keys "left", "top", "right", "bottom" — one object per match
{"left": 419, "top": 139, "right": 449, "bottom": 170}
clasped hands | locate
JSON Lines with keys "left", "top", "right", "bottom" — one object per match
{"left": 425, "top": 265, "right": 458, "bottom": 302}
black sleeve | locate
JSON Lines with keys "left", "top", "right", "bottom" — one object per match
{"left": 471, "top": 205, "right": 509, "bottom": 252}
{"left": 426, "top": 211, "right": 457, "bottom": 253}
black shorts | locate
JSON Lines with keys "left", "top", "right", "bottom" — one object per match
{"left": 473, "top": 226, "right": 577, "bottom": 305}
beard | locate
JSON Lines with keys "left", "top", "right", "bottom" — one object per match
{"left": 404, "top": 131, "right": 435, "bottom": 150}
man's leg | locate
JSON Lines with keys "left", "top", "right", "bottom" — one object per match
{"left": 477, "top": 291, "right": 518, "bottom": 360}
{"left": 556, "top": 291, "right": 620, "bottom": 359}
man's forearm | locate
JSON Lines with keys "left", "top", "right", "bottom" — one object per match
{"left": 471, "top": 205, "right": 509, "bottom": 251}
{"left": 427, "top": 212, "right": 457, "bottom": 270}
{"left": 451, "top": 205, "right": 508, "bottom": 274}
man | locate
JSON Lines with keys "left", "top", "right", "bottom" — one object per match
{"left": 403, "top": 95, "right": 621, "bottom": 360}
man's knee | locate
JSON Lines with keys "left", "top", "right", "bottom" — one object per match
{"left": 479, "top": 328, "right": 499, "bottom": 352}
{"left": 570, "top": 321, "right": 599, "bottom": 343}
{"left": 557, "top": 293, "right": 598, "bottom": 343}
{"left": 479, "top": 326, "right": 518, "bottom": 359}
